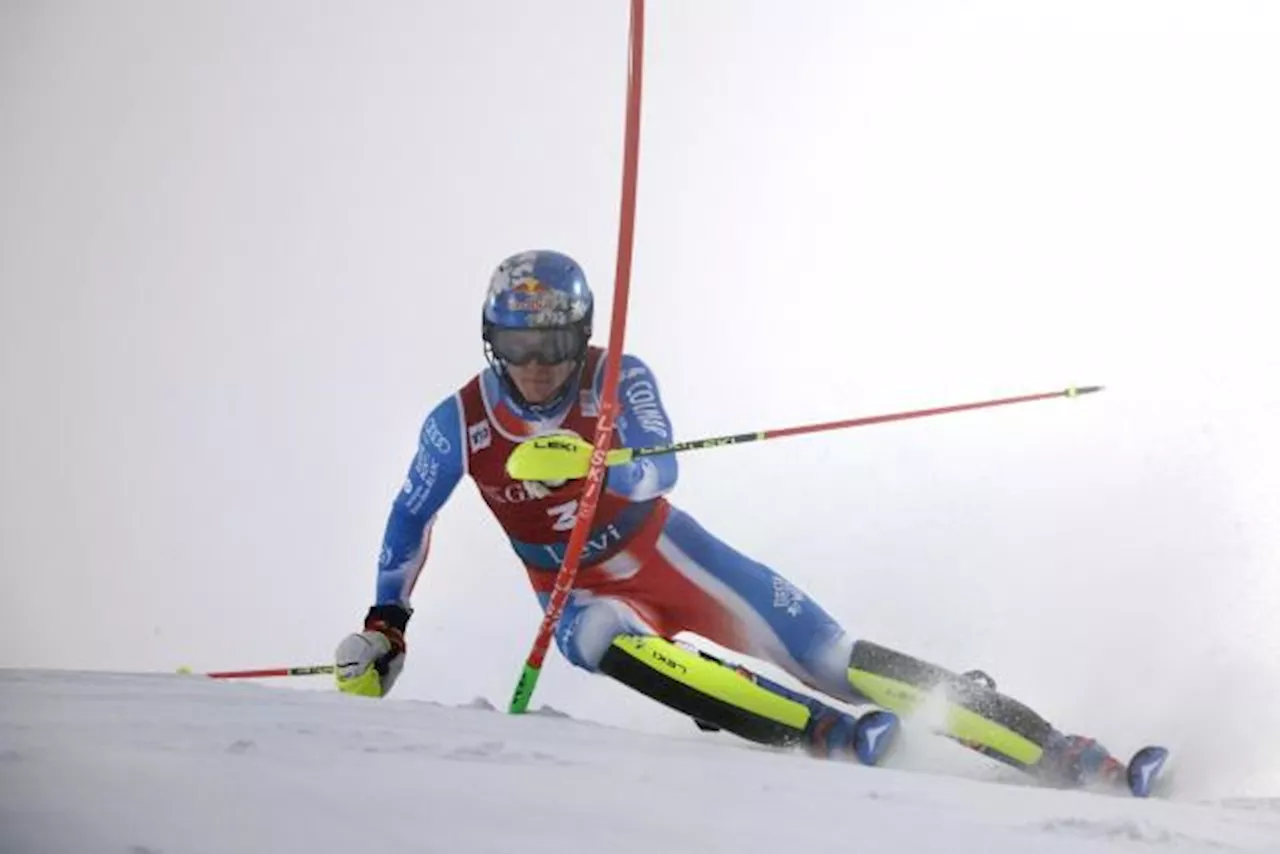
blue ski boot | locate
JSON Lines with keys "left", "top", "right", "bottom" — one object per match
{"left": 802, "top": 705, "right": 900, "bottom": 766}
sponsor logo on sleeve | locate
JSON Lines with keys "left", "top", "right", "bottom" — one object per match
{"left": 423, "top": 417, "right": 451, "bottom": 454}
{"left": 468, "top": 420, "right": 492, "bottom": 452}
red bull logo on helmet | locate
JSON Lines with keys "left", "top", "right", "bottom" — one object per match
{"left": 508, "top": 277, "right": 570, "bottom": 315}
{"left": 511, "top": 277, "right": 545, "bottom": 294}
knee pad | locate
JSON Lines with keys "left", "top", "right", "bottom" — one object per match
{"left": 598, "top": 635, "right": 812, "bottom": 747}
{"left": 846, "top": 639, "right": 1051, "bottom": 768}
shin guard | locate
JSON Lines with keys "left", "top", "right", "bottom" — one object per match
{"left": 847, "top": 640, "right": 1052, "bottom": 769}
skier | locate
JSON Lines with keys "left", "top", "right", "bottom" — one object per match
{"left": 334, "top": 249, "right": 1164, "bottom": 794}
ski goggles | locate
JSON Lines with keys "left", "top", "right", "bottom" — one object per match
{"left": 487, "top": 326, "right": 585, "bottom": 366}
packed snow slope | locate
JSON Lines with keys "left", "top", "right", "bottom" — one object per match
{"left": 2, "top": 668, "right": 1278, "bottom": 854}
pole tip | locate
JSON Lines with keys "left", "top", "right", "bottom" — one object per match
{"left": 1067, "top": 385, "right": 1104, "bottom": 397}
{"left": 509, "top": 663, "right": 540, "bottom": 714}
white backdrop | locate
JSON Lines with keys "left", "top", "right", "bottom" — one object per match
{"left": 3, "top": 0, "right": 1277, "bottom": 791}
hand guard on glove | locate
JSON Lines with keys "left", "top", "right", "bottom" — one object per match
{"left": 335, "top": 603, "right": 410, "bottom": 698}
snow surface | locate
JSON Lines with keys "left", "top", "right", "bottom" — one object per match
{"left": 3, "top": 668, "right": 1278, "bottom": 854}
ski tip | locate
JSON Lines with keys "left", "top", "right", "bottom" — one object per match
{"left": 1127, "top": 745, "right": 1170, "bottom": 798}
{"left": 853, "top": 709, "right": 900, "bottom": 766}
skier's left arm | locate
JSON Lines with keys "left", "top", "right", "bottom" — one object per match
{"left": 603, "top": 353, "right": 678, "bottom": 502}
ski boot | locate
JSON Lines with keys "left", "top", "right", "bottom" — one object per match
{"left": 804, "top": 704, "right": 900, "bottom": 766}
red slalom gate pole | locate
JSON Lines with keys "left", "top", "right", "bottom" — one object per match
{"left": 509, "top": 0, "right": 646, "bottom": 714}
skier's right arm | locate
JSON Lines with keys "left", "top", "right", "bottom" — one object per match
{"left": 335, "top": 394, "right": 466, "bottom": 698}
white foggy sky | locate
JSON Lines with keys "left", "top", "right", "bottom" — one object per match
{"left": 2, "top": 1, "right": 1278, "bottom": 773}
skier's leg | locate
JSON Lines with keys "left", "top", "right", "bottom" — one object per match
{"left": 651, "top": 506, "right": 865, "bottom": 703}
{"left": 546, "top": 589, "right": 893, "bottom": 764}
{"left": 651, "top": 508, "right": 1126, "bottom": 786}
{"left": 846, "top": 640, "right": 1128, "bottom": 786}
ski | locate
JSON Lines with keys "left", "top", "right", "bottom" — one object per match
{"left": 1125, "top": 745, "right": 1171, "bottom": 798}
{"left": 852, "top": 708, "right": 900, "bottom": 766}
